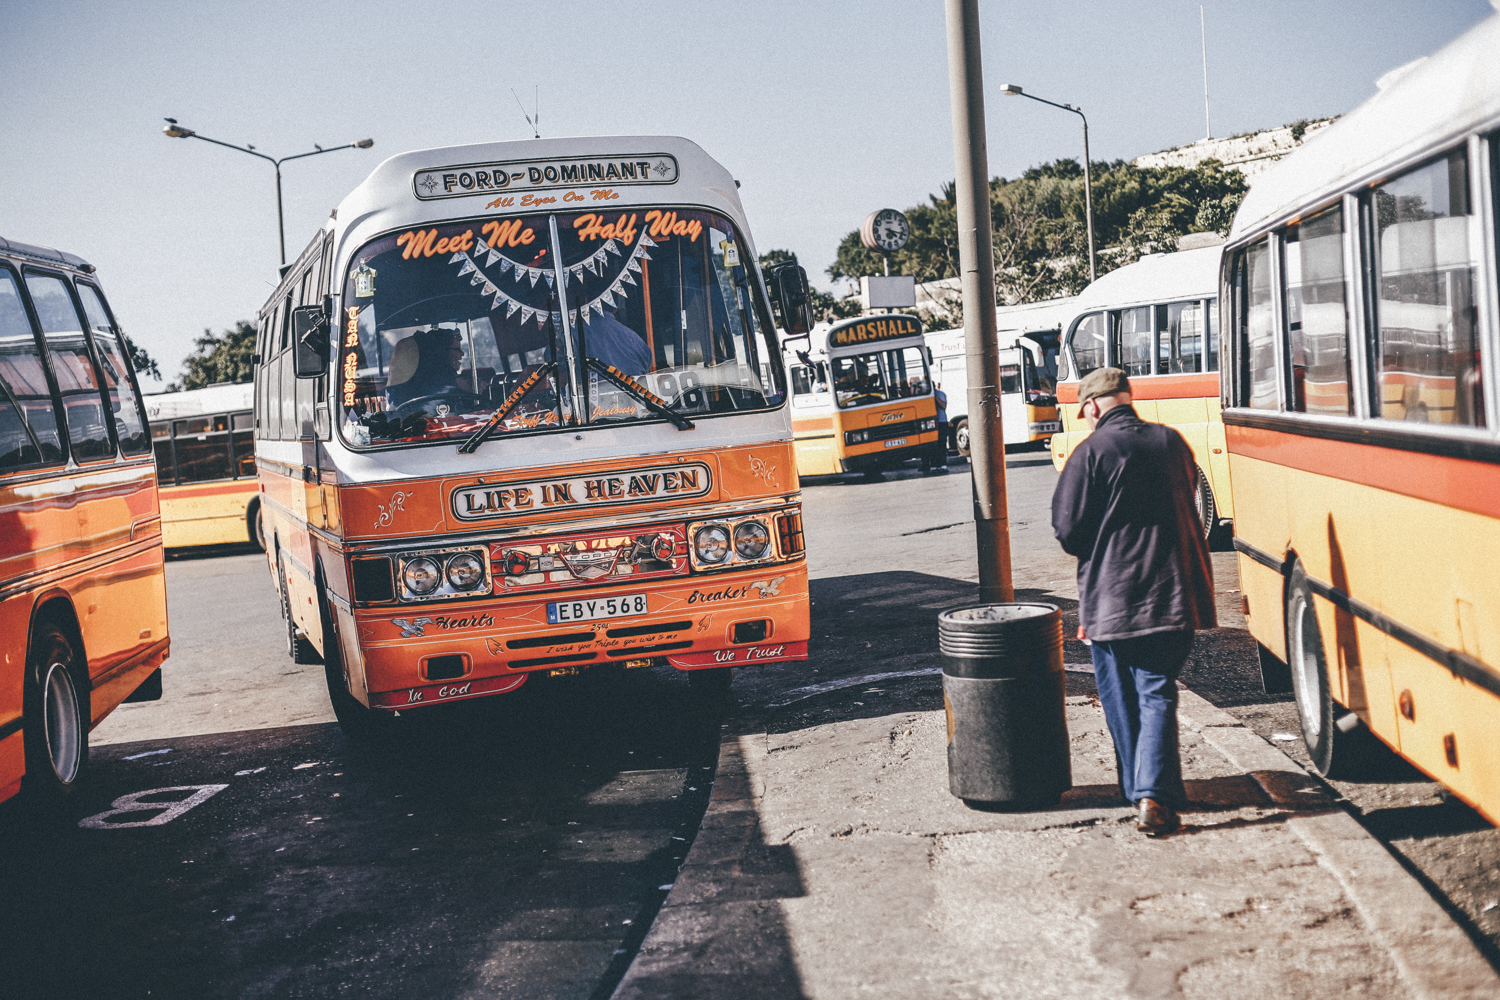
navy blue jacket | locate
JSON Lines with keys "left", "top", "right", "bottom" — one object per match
{"left": 1051, "top": 405, "right": 1216, "bottom": 641}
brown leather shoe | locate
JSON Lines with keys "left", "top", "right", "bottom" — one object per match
{"left": 1136, "top": 798, "right": 1181, "bottom": 836}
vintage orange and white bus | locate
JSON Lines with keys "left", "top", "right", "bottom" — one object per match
{"left": 146, "top": 382, "right": 263, "bottom": 550}
{"left": 1051, "top": 243, "right": 1229, "bottom": 535}
{"left": 786, "top": 314, "right": 940, "bottom": 476}
{"left": 1220, "top": 13, "right": 1500, "bottom": 821}
{"left": 253, "top": 137, "right": 809, "bottom": 738}
{"left": 0, "top": 237, "right": 168, "bottom": 806}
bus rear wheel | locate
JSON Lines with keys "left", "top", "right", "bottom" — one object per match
{"left": 22, "top": 623, "right": 88, "bottom": 808}
{"left": 277, "top": 556, "right": 320, "bottom": 665}
{"left": 1285, "top": 563, "right": 1377, "bottom": 779}
{"left": 1192, "top": 467, "right": 1216, "bottom": 542}
{"left": 247, "top": 497, "right": 265, "bottom": 552}
{"left": 954, "top": 418, "right": 970, "bottom": 459}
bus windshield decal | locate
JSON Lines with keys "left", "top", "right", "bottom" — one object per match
{"left": 451, "top": 462, "right": 712, "bottom": 520}
{"left": 413, "top": 154, "right": 679, "bottom": 201}
{"left": 336, "top": 208, "right": 783, "bottom": 450}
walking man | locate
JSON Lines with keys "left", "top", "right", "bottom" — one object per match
{"left": 1051, "top": 368, "right": 1215, "bottom": 835}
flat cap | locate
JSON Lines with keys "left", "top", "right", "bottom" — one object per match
{"left": 1076, "top": 367, "right": 1131, "bottom": 416}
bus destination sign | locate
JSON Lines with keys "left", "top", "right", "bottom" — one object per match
{"left": 828, "top": 315, "right": 922, "bottom": 349}
{"left": 451, "top": 462, "right": 712, "bottom": 521}
{"left": 414, "top": 154, "right": 680, "bottom": 201}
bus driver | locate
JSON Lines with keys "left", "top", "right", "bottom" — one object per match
{"left": 385, "top": 328, "right": 465, "bottom": 409}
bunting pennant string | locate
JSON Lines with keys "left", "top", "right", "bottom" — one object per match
{"left": 447, "top": 229, "right": 660, "bottom": 328}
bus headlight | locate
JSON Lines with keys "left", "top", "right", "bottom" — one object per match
{"left": 445, "top": 552, "right": 485, "bottom": 591}
{"left": 403, "top": 556, "right": 442, "bottom": 595}
{"left": 733, "top": 521, "right": 770, "bottom": 559}
{"left": 694, "top": 525, "right": 731, "bottom": 563}
{"left": 844, "top": 428, "right": 870, "bottom": 445}
{"left": 919, "top": 418, "right": 937, "bottom": 432}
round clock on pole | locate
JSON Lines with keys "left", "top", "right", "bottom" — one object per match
{"left": 860, "top": 208, "right": 910, "bottom": 274}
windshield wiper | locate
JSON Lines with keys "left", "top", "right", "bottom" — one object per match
{"left": 585, "top": 358, "right": 694, "bottom": 430}
{"left": 457, "top": 362, "right": 559, "bottom": 454}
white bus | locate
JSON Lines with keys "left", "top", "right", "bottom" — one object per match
{"left": 925, "top": 297, "right": 1072, "bottom": 456}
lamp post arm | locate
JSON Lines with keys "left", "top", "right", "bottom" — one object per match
{"left": 275, "top": 141, "right": 369, "bottom": 168}
{"left": 184, "top": 132, "right": 278, "bottom": 168}
{"left": 1014, "top": 92, "right": 1096, "bottom": 283}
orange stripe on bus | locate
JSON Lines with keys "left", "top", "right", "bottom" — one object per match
{"left": 1226, "top": 423, "right": 1500, "bottom": 521}
{"left": 1057, "top": 372, "right": 1218, "bottom": 404}
{"left": 160, "top": 481, "right": 259, "bottom": 500}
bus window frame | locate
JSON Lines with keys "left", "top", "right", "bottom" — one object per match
{"left": 75, "top": 278, "right": 153, "bottom": 456}
{"left": 21, "top": 265, "right": 121, "bottom": 464}
{"left": 0, "top": 261, "right": 70, "bottom": 471}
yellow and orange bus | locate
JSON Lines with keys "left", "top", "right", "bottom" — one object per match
{"left": 1051, "top": 243, "right": 1229, "bottom": 536}
{"left": 1220, "top": 12, "right": 1500, "bottom": 821}
{"left": 146, "top": 382, "right": 263, "bottom": 550}
{"left": 786, "top": 314, "right": 940, "bottom": 475}
{"left": 0, "top": 236, "right": 168, "bottom": 807}
{"left": 253, "top": 137, "right": 809, "bottom": 739}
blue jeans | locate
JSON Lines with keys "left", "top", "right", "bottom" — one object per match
{"left": 1090, "top": 631, "right": 1195, "bottom": 808}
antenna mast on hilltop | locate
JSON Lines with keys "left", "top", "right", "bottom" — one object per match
{"left": 1200, "top": 5, "right": 1213, "bottom": 139}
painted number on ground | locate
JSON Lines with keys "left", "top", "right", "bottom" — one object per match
{"left": 78, "top": 784, "right": 229, "bottom": 829}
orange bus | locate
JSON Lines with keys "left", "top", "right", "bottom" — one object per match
{"left": 253, "top": 137, "right": 809, "bottom": 739}
{"left": 145, "top": 382, "right": 263, "bottom": 549}
{"left": 1220, "top": 13, "right": 1500, "bottom": 820}
{"left": 0, "top": 237, "right": 168, "bottom": 807}
{"left": 1051, "top": 243, "right": 1229, "bottom": 537}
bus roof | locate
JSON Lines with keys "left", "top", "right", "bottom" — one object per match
{"left": 330, "top": 135, "right": 752, "bottom": 266}
{"left": 1230, "top": 13, "right": 1500, "bottom": 241}
{"left": 0, "top": 236, "right": 94, "bottom": 274}
{"left": 143, "top": 382, "right": 254, "bottom": 422}
{"left": 1066, "top": 244, "right": 1222, "bottom": 318}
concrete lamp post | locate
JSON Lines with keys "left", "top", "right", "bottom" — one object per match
{"left": 162, "top": 119, "right": 374, "bottom": 268}
{"left": 998, "top": 85, "right": 1096, "bottom": 284}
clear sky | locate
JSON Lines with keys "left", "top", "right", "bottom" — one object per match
{"left": 1, "top": 0, "right": 1491, "bottom": 389}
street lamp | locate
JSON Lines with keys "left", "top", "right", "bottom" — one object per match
{"left": 999, "top": 85, "right": 1095, "bottom": 283}
{"left": 162, "top": 119, "right": 374, "bottom": 267}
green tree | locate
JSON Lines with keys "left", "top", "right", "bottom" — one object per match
{"left": 167, "top": 320, "right": 257, "bottom": 391}
{"left": 122, "top": 335, "right": 162, "bottom": 382}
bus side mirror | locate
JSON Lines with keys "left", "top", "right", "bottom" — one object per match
{"left": 292, "top": 305, "right": 330, "bottom": 378}
{"left": 772, "top": 263, "right": 813, "bottom": 336}
{"left": 925, "top": 346, "right": 934, "bottom": 365}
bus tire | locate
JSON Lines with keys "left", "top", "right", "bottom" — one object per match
{"left": 247, "top": 497, "right": 265, "bottom": 552}
{"left": 21, "top": 622, "right": 88, "bottom": 809}
{"left": 1285, "top": 562, "right": 1377, "bottom": 779}
{"left": 1192, "top": 467, "right": 1217, "bottom": 542}
{"left": 954, "top": 418, "right": 970, "bottom": 459}
{"left": 317, "top": 583, "right": 400, "bottom": 744}
{"left": 277, "top": 556, "right": 321, "bottom": 665}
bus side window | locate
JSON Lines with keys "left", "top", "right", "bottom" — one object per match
{"left": 151, "top": 421, "right": 176, "bottom": 486}
{"left": 231, "top": 412, "right": 255, "bottom": 477}
{"left": 77, "top": 283, "right": 152, "bottom": 455}
{"left": 1069, "top": 312, "right": 1107, "bottom": 378}
{"left": 254, "top": 315, "right": 269, "bottom": 438}
{"left": 0, "top": 268, "right": 65, "bottom": 468}
{"left": 172, "top": 415, "right": 232, "bottom": 483}
{"left": 1282, "top": 206, "right": 1352, "bottom": 416}
{"left": 1371, "top": 148, "right": 1484, "bottom": 426}
{"left": 1158, "top": 300, "right": 1207, "bottom": 375}
{"left": 293, "top": 268, "right": 316, "bottom": 437}
{"left": 279, "top": 293, "right": 298, "bottom": 439}
{"left": 1238, "top": 239, "right": 1279, "bottom": 410}
{"left": 25, "top": 272, "right": 115, "bottom": 462}
{"left": 1206, "top": 298, "right": 1218, "bottom": 372}
{"left": 1113, "top": 307, "right": 1153, "bottom": 377}
{"left": 999, "top": 363, "right": 1021, "bottom": 394}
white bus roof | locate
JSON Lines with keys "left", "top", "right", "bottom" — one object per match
{"left": 1065, "top": 244, "right": 1222, "bottom": 321}
{"left": 331, "top": 135, "right": 753, "bottom": 264}
{"left": 1230, "top": 13, "right": 1500, "bottom": 241}
{"left": 143, "top": 382, "right": 254, "bottom": 422}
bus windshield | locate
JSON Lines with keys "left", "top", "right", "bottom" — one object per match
{"left": 831, "top": 346, "right": 930, "bottom": 408}
{"left": 337, "top": 208, "right": 783, "bottom": 448}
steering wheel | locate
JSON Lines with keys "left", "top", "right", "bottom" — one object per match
{"left": 387, "top": 391, "right": 486, "bottom": 421}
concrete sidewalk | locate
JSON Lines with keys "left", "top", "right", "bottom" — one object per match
{"left": 615, "top": 684, "right": 1498, "bottom": 999}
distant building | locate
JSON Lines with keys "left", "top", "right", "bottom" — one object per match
{"left": 1131, "top": 119, "right": 1336, "bottom": 181}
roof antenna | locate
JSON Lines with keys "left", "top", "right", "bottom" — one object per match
{"left": 512, "top": 87, "right": 540, "bottom": 139}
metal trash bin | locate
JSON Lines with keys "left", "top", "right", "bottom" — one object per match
{"left": 940, "top": 603, "right": 1071, "bottom": 809}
